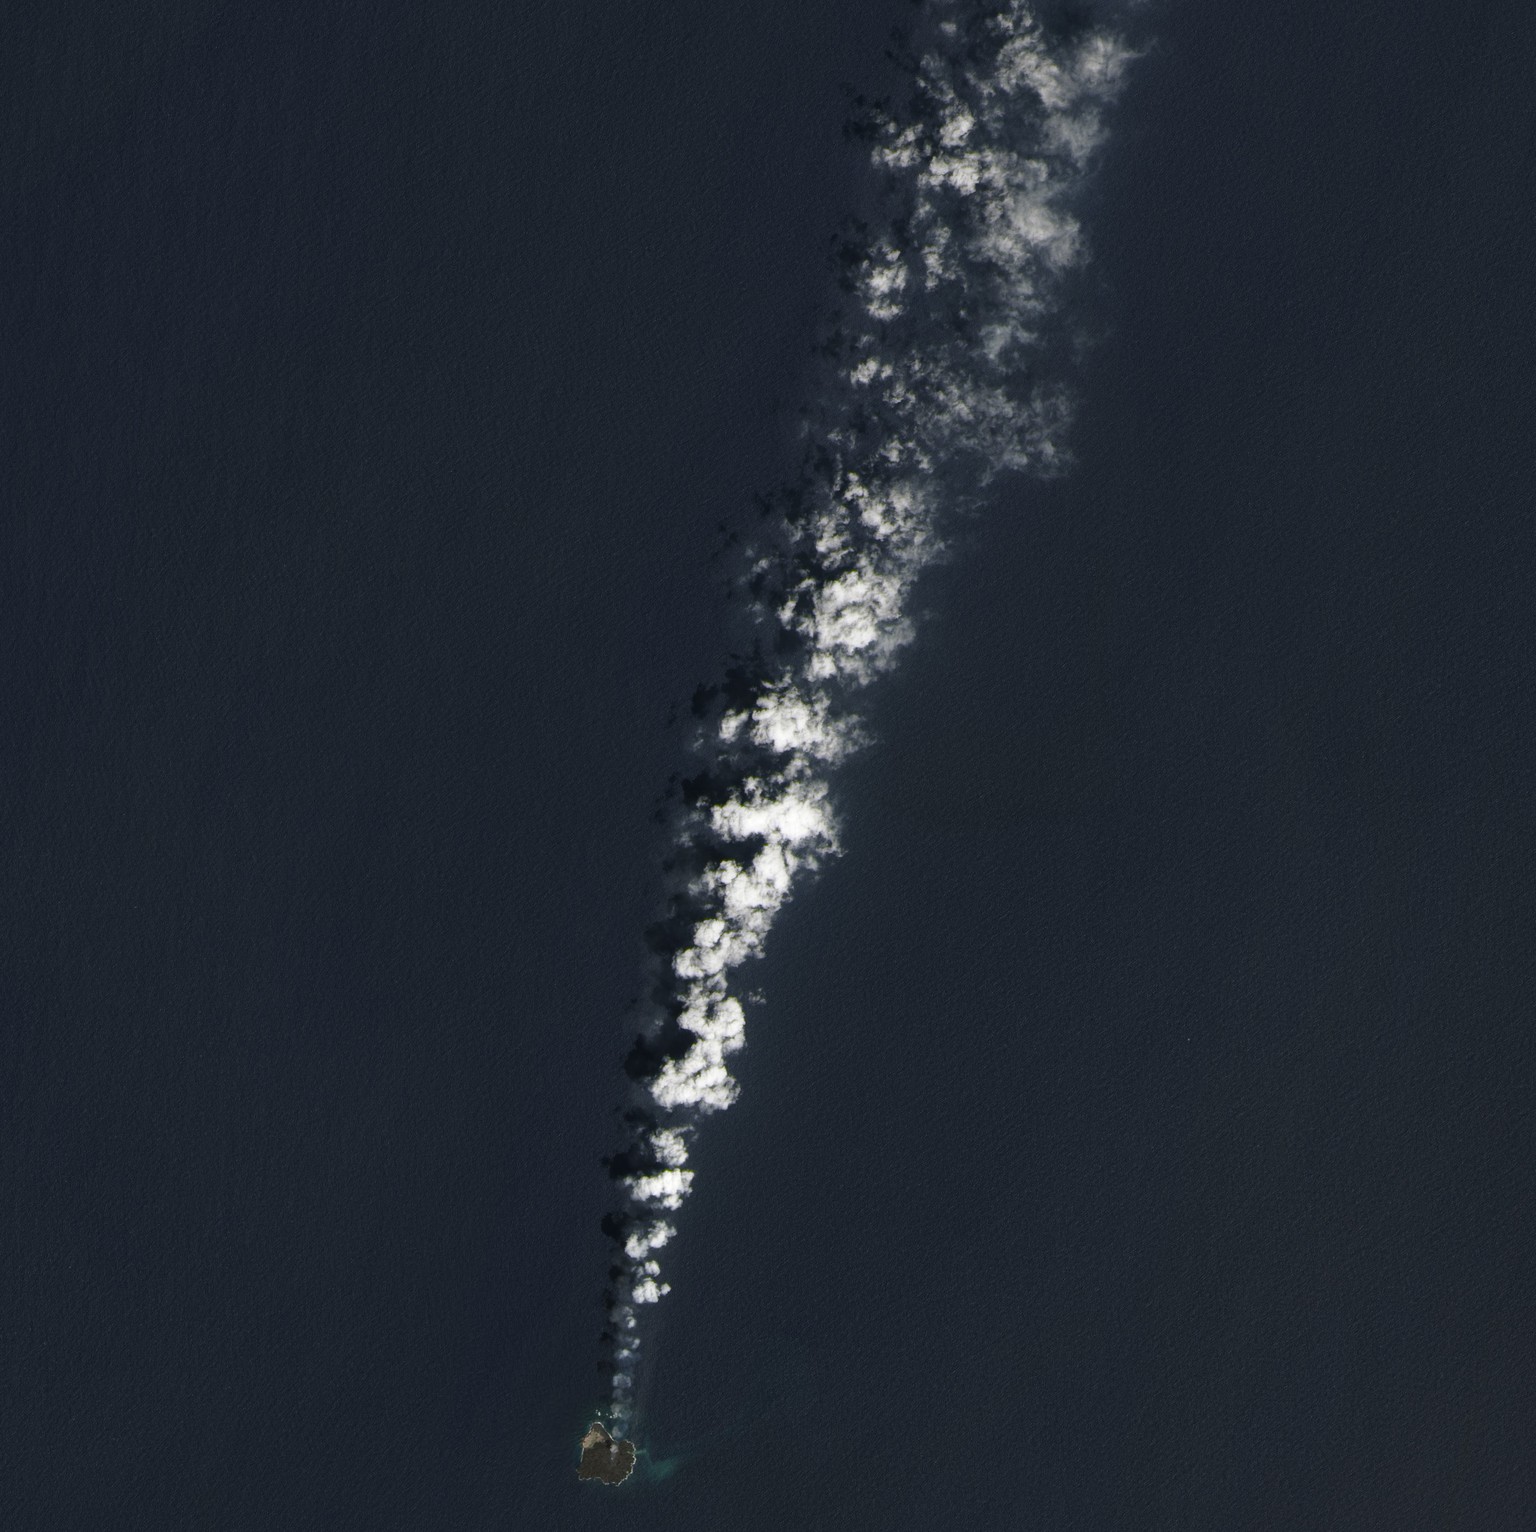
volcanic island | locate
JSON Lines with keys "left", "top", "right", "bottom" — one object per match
{"left": 576, "top": 1422, "right": 637, "bottom": 1486}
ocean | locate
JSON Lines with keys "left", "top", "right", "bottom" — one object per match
{"left": 4, "top": 1, "right": 1533, "bottom": 1527}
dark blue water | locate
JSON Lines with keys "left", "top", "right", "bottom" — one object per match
{"left": 5, "top": 2, "right": 1533, "bottom": 1527}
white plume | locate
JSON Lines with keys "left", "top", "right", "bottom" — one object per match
{"left": 600, "top": 0, "right": 1136, "bottom": 1433}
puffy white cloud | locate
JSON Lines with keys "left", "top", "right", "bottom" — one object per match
{"left": 631, "top": 1258, "right": 671, "bottom": 1303}
{"left": 605, "top": 0, "right": 1134, "bottom": 1417}
{"left": 624, "top": 1220, "right": 676, "bottom": 1261}
{"left": 649, "top": 1127, "right": 690, "bottom": 1167}
{"left": 624, "top": 1168, "right": 695, "bottom": 1208}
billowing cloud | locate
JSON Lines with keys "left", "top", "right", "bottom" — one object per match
{"left": 598, "top": 0, "right": 1135, "bottom": 1438}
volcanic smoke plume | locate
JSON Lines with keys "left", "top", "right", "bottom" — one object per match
{"left": 594, "top": 0, "right": 1137, "bottom": 1440}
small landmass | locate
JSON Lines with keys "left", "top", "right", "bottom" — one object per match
{"left": 576, "top": 1421, "right": 636, "bottom": 1486}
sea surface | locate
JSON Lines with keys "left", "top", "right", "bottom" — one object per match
{"left": 4, "top": 2, "right": 1533, "bottom": 1528}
